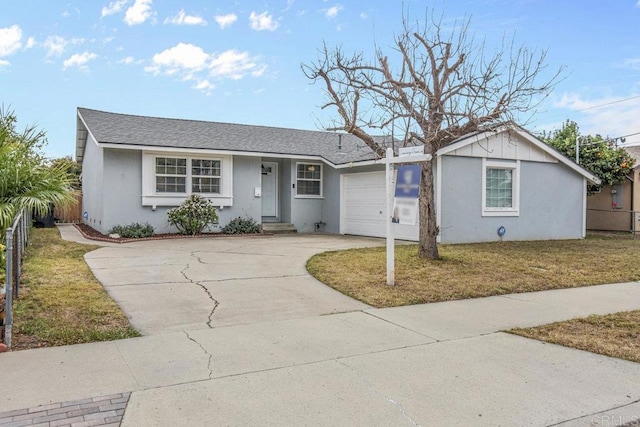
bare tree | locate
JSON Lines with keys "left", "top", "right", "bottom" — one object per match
{"left": 302, "top": 13, "right": 561, "bottom": 259}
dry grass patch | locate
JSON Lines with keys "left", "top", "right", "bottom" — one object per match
{"left": 510, "top": 311, "right": 640, "bottom": 363}
{"left": 11, "top": 228, "right": 139, "bottom": 350}
{"left": 306, "top": 235, "right": 640, "bottom": 308}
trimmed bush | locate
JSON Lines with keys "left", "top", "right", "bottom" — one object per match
{"left": 109, "top": 223, "right": 154, "bottom": 238}
{"left": 168, "top": 194, "right": 218, "bottom": 235}
{"left": 222, "top": 216, "right": 261, "bottom": 234}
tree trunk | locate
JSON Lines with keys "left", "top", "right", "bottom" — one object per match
{"left": 418, "top": 158, "right": 439, "bottom": 259}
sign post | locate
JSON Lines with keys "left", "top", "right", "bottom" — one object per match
{"left": 385, "top": 148, "right": 395, "bottom": 286}
{"left": 385, "top": 146, "right": 432, "bottom": 286}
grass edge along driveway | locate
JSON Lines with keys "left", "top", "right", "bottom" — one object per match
{"left": 11, "top": 228, "right": 140, "bottom": 350}
{"left": 307, "top": 235, "right": 640, "bottom": 363}
{"left": 306, "top": 235, "right": 640, "bottom": 308}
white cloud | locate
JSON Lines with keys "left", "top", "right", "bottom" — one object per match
{"left": 164, "top": 9, "right": 206, "bottom": 26}
{"left": 146, "top": 43, "right": 210, "bottom": 75}
{"left": 25, "top": 37, "right": 35, "bottom": 49}
{"left": 0, "top": 59, "right": 9, "bottom": 66}
{"left": 552, "top": 92, "right": 640, "bottom": 142}
{"left": 63, "top": 51, "right": 97, "bottom": 70}
{"left": 0, "top": 25, "right": 22, "bottom": 58}
{"left": 618, "top": 58, "right": 640, "bottom": 71}
{"left": 249, "top": 11, "right": 279, "bottom": 31}
{"left": 44, "top": 36, "right": 66, "bottom": 56}
{"left": 146, "top": 43, "right": 267, "bottom": 92}
{"left": 282, "top": 0, "right": 295, "bottom": 12}
{"left": 124, "top": 0, "right": 154, "bottom": 25}
{"left": 118, "top": 55, "right": 135, "bottom": 64}
{"left": 325, "top": 4, "right": 343, "bottom": 19}
{"left": 102, "top": 0, "right": 129, "bottom": 17}
{"left": 214, "top": 13, "right": 237, "bottom": 29}
{"left": 360, "top": 12, "right": 368, "bottom": 20}
{"left": 43, "top": 36, "right": 83, "bottom": 57}
{"left": 193, "top": 79, "right": 215, "bottom": 94}
{"left": 210, "top": 50, "right": 262, "bottom": 80}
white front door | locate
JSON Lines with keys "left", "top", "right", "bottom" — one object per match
{"left": 261, "top": 162, "right": 278, "bottom": 217}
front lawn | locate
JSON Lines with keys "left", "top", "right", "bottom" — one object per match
{"left": 11, "top": 228, "right": 140, "bottom": 349}
{"left": 510, "top": 310, "right": 640, "bottom": 363}
{"left": 306, "top": 235, "right": 640, "bottom": 308}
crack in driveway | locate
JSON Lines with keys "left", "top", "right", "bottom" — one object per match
{"left": 336, "top": 360, "right": 421, "bottom": 426}
{"left": 180, "top": 252, "right": 219, "bottom": 328}
{"left": 183, "top": 331, "right": 214, "bottom": 380}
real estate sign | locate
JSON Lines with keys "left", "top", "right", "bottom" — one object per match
{"left": 393, "top": 164, "right": 421, "bottom": 226}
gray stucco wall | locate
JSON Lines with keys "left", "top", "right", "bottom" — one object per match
{"left": 229, "top": 155, "right": 262, "bottom": 223}
{"left": 96, "top": 149, "right": 262, "bottom": 234}
{"left": 81, "top": 136, "right": 104, "bottom": 231}
{"left": 440, "top": 156, "right": 584, "bottom": 243}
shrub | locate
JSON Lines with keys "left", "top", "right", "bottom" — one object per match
{"left": 109, "top": 223, "right": 154, "bottom": 238}
{"left": 221, "top": 216, "right": 261, "bottom": 234}
{"left": 168, "top": 194, "right": 218, "bottom": 235}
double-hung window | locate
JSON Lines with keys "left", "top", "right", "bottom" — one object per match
{"left": 155, "top": 157, "right": 187, "bottom": 193}
{"left": 143, "top": 153, "right": 232, "bottom": 207}
{"left": 154, "top": 157, "right": 222, "bottom": 195}
{"left": 192, "top": 159, "right": 221, "bottom": 194}
{"left": 296, "top": 162, "right": 323, "bottom": 197}
{"left": 482, "top": 159, "right": 520, "bottom": 216}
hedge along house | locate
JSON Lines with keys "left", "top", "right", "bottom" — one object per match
{"left": 76, "top": 107, "right": 600, "bottom": 243}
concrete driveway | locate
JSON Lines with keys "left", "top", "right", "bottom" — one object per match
{"left": 2, "top": 226, "right": 640, "bottom": 426}
{"left": 84, "top": 234, "right": 379, "bottom": 334}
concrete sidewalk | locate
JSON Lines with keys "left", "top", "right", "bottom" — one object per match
{"left": 1, "top": 281, "right": 640, "bottom": 426}
{"left": 2, "top": 226, "right": 640, "bottom": 426}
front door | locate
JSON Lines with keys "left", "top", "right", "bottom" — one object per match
{"left": 261, "top": 162, "right": 278, "bottom": 217}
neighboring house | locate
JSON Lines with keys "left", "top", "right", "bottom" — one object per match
{"left": 76, "top": 108, "right": 600, "bottom": 243}
{"left": 586, "top": 146, "right": 640, "bottom": 233}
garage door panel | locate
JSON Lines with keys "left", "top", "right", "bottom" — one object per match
{"left": 341, "top": 172, "right": 419, "bottom": 241}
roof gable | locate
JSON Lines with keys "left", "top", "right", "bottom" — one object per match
{"left": 438, "top": 126, "right": 601, "bottom": 184}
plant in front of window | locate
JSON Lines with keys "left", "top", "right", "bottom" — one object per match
{"left": 167, "top": 194, "right": 218, "bottom": 235}
{"left": 221, "top": 216, "right": 261, "bottom": 234}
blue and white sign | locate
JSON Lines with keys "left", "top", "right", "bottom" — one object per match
{"left": 392, "top": 165, "right": 421, "bottom": 225}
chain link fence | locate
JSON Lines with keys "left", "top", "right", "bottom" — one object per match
{"left": 2, "top": 209, "right": 32, "bottom": 348}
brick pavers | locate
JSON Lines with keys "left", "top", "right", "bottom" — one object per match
{"left": 0, "top": 392, "right": 131, "bottom": 427}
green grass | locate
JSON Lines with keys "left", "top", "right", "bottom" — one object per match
{"left": 510, "top": 310, "right": 640, "bottom": 364}
{"left": 307, "top": 234, "right": 640, "bottom": 308}
{"left": 11, "top": 228, "right": 140, "bottom": 349}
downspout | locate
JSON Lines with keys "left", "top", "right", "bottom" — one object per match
{"left": 582, "top": 177, "right": 587, "bottom": 238}
{"left": 436, "top": 155, "right": 442, "bottom": 243}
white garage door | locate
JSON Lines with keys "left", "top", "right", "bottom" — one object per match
{"left": 340, "top": 171, "right": 419, "bottom": 241}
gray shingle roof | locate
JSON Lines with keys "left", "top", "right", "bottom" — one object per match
{"left": 78, "top": 108, "right": 386, "bottom": 165}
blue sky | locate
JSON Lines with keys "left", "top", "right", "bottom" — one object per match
{"left": 1, "top": 0, "right": 640, "bottom": 158}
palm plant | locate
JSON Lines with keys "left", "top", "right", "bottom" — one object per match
{"left": 0, "top": 108, "right": 76, "bottom": 236}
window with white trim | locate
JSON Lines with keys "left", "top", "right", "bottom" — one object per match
{"left": 191, "top": 159, "right": 221, "bottom": 194}
{"left": 482, "top": 159, "right": 519, "bottom": 216}
{"left": 142, "top": 152, "right": 233, "bottom": 207}
{"left": 296, "top": 163, "right": 323, "bottom": 197}
{"left": 155, "top": 157, "right": 187, "bottom": 193}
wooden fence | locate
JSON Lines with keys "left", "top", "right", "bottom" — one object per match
{"left": 54, "top": 192, "right": 82, "bottom": 223}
